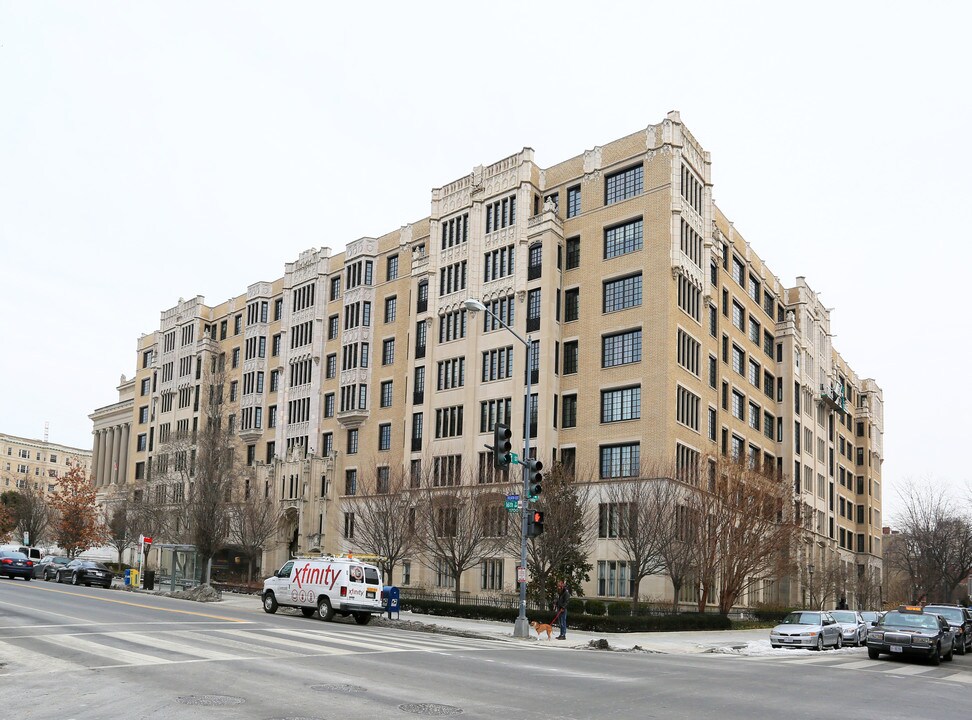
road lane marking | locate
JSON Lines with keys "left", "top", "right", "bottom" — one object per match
{"left": 215, "top": 628, "right": 354, "bottom": 656}
{"left": 47, "top": 633, "right": 172, "bottom": 666}
{"left": 6, "top": 584, "right": 249, "bottom": 622}
{"left": 102, "top": 632, "right": 242, "bottom": 661}
{"left": 169, "top": 630, "right": 304, "bottom": 658}
{"left": 0, "top": 598, "right": 97, "bottom": 625}
{"left": 884, "top": 664, "right": 939, "bottom": 676}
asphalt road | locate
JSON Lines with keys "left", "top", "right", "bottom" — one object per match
{"left": 0, "top": 578, "right": 967, "bottom": 720}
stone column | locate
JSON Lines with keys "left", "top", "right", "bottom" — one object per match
{"left": 96, "top": 430, "right": 108, "bottom": 487}
{"left": 117, "top": 423, "right": 130, "bottom": 486}
{"left": 91, "top": 430, "right": 101, "bottom": 487}
{"left": 106, "top": 426, "right": 117, "bottom": 487}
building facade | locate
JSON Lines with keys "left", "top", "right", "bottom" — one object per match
{"left": 0, "top": 432, "right": 93, "bottom": 497}
{"left": 92, "top": 111, "right": 884, "bottom": 606}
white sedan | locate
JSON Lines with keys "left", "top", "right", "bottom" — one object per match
{"left": 830, "top": 610, "right": 868, "bottom": 646}
{"left": 770, "top": 611, "right": 844, "bottom": 651}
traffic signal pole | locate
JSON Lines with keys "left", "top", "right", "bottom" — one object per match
{"left": 464, "top": 298, "right": 532, "bottom": 639}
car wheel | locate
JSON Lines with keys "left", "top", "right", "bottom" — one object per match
{"left": 72, "top": 572, "right": 81, "bottom": 586}
{"left": 353, "top": 613, "right": 372, "bottom": 625}
{"left": 945, "top": 643, "right": 954, "bottom": 661}
{"left": 959, "top": 640, "right": 967, "bottom": 656}
{"left": 835, "top": 634, "right": 843, "bottom": 650}
{"left": 24, "top": 575, "right": 30, "bottom": 582}
{"left": 929, "top": 644, "right": 941, "bottom": 666}
{"left": 262, "top": 592, "right": 278, "bottom": 614}
{"left": 317, "top": 597, "right": 335, "bottom": 622}
{"left": 301, "top": 607, "right": 316, "bottom": 618}
{"left": 815, "top": 636, "right": 824, "bottom": 651}
{"left": 868, "top": 647, "right": 881, "bottom": 660}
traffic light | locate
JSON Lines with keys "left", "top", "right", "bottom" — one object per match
{"left": 527, "top": 510, "right": 545, "bottom": 537}
{"left": 492, "top": 423, "right": 512, "bottom": 469}
{"left": 526, "top": 458, "right": 543, "bottom": 499}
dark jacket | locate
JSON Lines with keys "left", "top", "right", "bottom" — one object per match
{"left": 555, "top": 586, "right": 570, "bottom": 610}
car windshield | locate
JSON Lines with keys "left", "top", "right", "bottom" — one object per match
{"left": 781, "top": 612, "right": 821, "bottom": 625}
{"left": 830, "top": 611, "right": 857, "bottom": 623}
{"left": 881, "top": 612, "right": 939, "bottom": 631}
{"left": 861, "top": 612, "right": 879, "bottom": 621}
{"left": 926, "top": 607, "right": 963, "bottom": 622}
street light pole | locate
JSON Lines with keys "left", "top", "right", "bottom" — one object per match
{"left": 808, "top": 563, "right": 815, "bottom": 610}
{"left": 465, "top": 297, "right": 532, "bottom": 639}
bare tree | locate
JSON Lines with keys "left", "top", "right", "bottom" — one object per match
{"left": 103, "top": 495, "right": 139, "bottom": 566}
{"left": 8, "top": 477, "right": 54, "bottom": 547}
{"left": 413, "top": 463, "right": 506, "bottom": 603}
{"left": 344, "top": 463, "right": 415, "bottom": 583}
{"left": 888, "top": 483, "right": 972, "bottom": 603}
{"left": 660, "top": 496, "right": 698, "bottom": 612}
{"left": 228, "top": 471, "right": 280, "bottom": 584}
{"left": 688, "top": 456, "right": 798, "bottom": 614}
{"left": 606, "top": 472, "right": 681, "bottom": 610}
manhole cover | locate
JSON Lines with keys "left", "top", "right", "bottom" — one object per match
{"left": 310, "top": 683, "right": 368, "bottom": 694}
{"left": 176, "top": 695, "right": 245, "bottom": 706}
{"left": 399, "top": 703, "right": 463, "bottom": 716}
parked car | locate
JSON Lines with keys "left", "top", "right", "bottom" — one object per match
{"left": 860, "top": 611, "right": 884, "bottom": 627}
{"left": 54, "top": 559, "right": 114, "bottom": 588}
{"left": 35, "top": 555, "right": 71, "bottom": 580}
{"left": 923, "top": 604, "right": 972, "bottom": 656}
{"left": 867, "top": 605, "right": 955, "bottom": 665}
{"left": 0, "top": 550, "right": 34, "bottom": 581}
{"left": 770, "top": 611, "right": 844, "bottom": 650}
{"left": 830, "top": 610, "right": 869, "bottom": 646}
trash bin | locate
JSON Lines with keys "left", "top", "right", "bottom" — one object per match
{"left": 124, "top": 569, "right": 132, "bottom": 587}
{"left": 383, "top": 586, "right": 399, "bottom": 620}
{"left": 144, "top": 570, "right": 155, "bottom": 590}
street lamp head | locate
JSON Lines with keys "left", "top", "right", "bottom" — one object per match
{"left": 808, "top": 563, "right": 814, "bottom": 575}
{"left": 463, "top": 298, "right": 487, "bottom": 313}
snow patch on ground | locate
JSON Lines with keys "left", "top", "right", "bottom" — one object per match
{"left": 709, "top": 639, "right": 868, "bottom": 657}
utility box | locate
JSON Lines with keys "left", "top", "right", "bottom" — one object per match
{"left": 129, "top": 569, "right": 139, "bottom": 587}
{"left": 383, "top": 586, "right": 400, "bottom": 620}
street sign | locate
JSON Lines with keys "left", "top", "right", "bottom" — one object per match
{"left": 510, "top": 452, "right": 520, "bottom": 465}
{"left": 504, "top": 494, "right": 519, "bottom": 512}
{"left": 516, "top": 565, "right": 526, "bottom": 583}
{"left": 23, "top": 531, "right": 29, "bottom": 546}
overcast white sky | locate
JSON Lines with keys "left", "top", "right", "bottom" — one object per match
{"left": 1, "top": 2, "right": 969, "bottom": 519}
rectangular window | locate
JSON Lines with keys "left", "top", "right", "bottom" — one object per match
{"left": 382, "top": 339, "right": 395, "bottom": 365}
{"left": 602, "top": 329, "right": 641, "bottom": 368}
{"left": 481, "top": 346, "right": 514, "bottom": 382}
{"left": 563, "top": 340, "right": 579, "bottom": 374}
{"left": 677, "top": 328, "right": 700, "bottom": 376}
{"left": 564, "top": 288, "right": 579, "bottom": 322}
{"left": 604, "top": 218, "right": 643, "bottom": 259}
{"left": 439, "top": 308, "right": 468, "bottom": 342}
{"left": 677, "top": 275, "right": 701, "bottom": 322}
{"left": 479, "top": 398, "right": 512, "bottom": 433}
{"left": 731, "top": 390, "right": 745, "bottom": 420}
{"left": 565, "top": 236, "right": 580, "bottom": 270}
{"left": 600, "top": 443, "right": 640, "bottom": 479}
{"left": 676, "top": 386, "right": 701, "bottom": 431}
{"left": 434, "top": 406, "right": 464, "bottom": 439}
{"left": 601, "top": 386, "right": 641, "bottom": 423}
{"left": 483, "top": 245, "right": 515, "bottom": 283}
{"left": 485, "top": 196, "right": 516, "bottom": 233}
{"left": 347, "top": 429, "right": 359, "bottom": 454}
{"left": 380, "top": 380, "right": 393, "bottom": 408}
{"left": 437, "top": 356, "right": 466, "bottom": 390}
{"left": 387, "top": 255, "right": 399, "bottom": 281}
{"left": 566, "top": 185, "right": 581, "bottom": 218}
{"left": 562, "top": 394, "right": 577, "bottom": 428}
{"left": 605, "top": 165, "right": 643, "bottom": 205}
{"left": 603, "top": 274, "right": 642, "bottom": 313}
{"left": 732, "top": 345, "right": 745, "bottom": 375}
{"left": 378, "top": 423, "right": 392, "bottom": 451}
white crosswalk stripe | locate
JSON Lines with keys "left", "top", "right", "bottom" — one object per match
{"left": 0, "top": 624, "right": 506, "bottom": 676}
{"left": 726, "top": 650, "right": 972, "bottom": 684}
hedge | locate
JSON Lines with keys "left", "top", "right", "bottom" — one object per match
{"left": 751, "top": 605, "right": 797, "bottom": 623}
{"left": 400, "top": 598, "right": 731, "bottom": 632}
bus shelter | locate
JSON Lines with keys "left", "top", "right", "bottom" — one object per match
{"left": 155, "top": 544, "right": 201, "bottom": 592}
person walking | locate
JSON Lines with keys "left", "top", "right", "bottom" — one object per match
{"left": 555, "top": 580, "right": 570, "bottom": 640}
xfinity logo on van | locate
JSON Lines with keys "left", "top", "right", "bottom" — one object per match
{"left": 293, "top": 564, "right": 343, "bottom": 590}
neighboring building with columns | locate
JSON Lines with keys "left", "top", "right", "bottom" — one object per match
{"left": 88, "top": 375, "right": 136, "bottom": 496}
{"left": 0, "top": 432, "right": 92, "bottom": 497}
{"left": 92, "top": 111, "right": 883, "bottom": 605}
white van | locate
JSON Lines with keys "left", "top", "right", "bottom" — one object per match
{"left": 0, "top": 544, "right": 43, "bottom": 560}
{"left": 262, "top": 556, "right": 384, "bottom": 624}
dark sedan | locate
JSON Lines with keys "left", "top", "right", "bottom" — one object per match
{"left": 36, "top": 555, "right": 71, "bottom": 580}
{"left": 924, "top": 604, "right": 972, "bottom": 655}
{"left": 867, "top": 605, "right": 955, "bottom": 665}
{"left": 54, "top": 560, "right": 114, "bottom": 588}
{"left": 0, "top": 550, "right": 34, "bottom": 581}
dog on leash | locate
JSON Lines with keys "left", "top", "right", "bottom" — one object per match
{"left": 530, "top": 620, "right": 554, "bottom": 640}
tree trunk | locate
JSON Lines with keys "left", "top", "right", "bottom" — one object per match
{"left": 202, "top": 556, "right": 212, "bottom": 585}
{"left": 671, "top": 579, "right": 683, "bottom": 613}
{"left": 453, "top": 570, "right": 461, "bottom": 605}
{"left": 697, "top": 585, "right": 709, "bottom": 614}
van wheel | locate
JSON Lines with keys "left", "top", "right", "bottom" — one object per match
{"left": 301, "top": 607, "right": 316, "bottom": 618}
{"left": 318, "top": 597, "right": 334, "bottom": 622}
{"left": 262, "top": 592, "right": 278, "bottom": 614}
{"left": 353, "top": 613, "right": 372, "bottom": 625}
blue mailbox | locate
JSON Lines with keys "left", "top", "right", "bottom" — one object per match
{"left": 383, "top": 586, "right": 400, "bottom": 619}
{"left": 124, "top": 569, "right": 132, "bottom": 587}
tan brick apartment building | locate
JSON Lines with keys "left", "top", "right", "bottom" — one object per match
{"left": 1, "top": 432, "right": 92, "bottom": 497}
{"left": 92, "top": 111, "right": 884, "bottom": 607}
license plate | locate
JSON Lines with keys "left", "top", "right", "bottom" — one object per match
{"left": 366, "top": 590, "right": 375, "bottom": 599}
{"left": 891, "top": 645, "right": 903, "bottom": 653}
{"left": 784, "top": 638, "right": 798, "bottom": 643}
